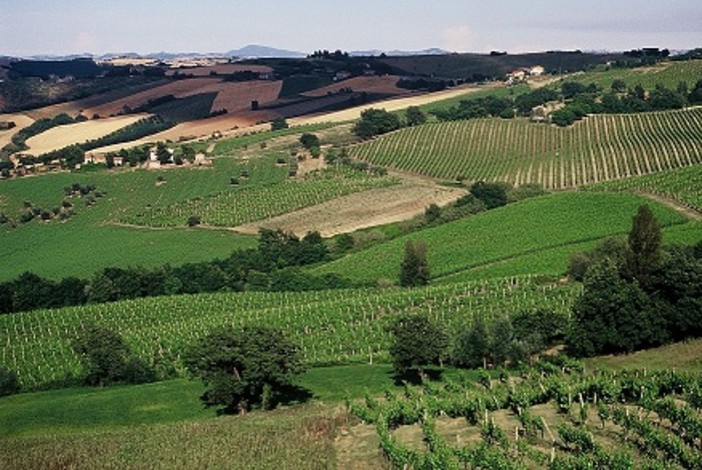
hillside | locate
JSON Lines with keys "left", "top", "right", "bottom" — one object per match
{"left": 350, "top": 108, "right": 702, "bottom": 188}
{"left": 312, "top": 192, "right": 692, "bottom": 284}
{"left": 0, "top": 276, "right": 579, "bottom": 390}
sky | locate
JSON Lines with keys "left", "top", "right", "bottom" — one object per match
{"left": 1, "top": 0, "right": 701, "bottom": 56}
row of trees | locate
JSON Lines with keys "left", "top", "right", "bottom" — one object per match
{"left": 430, "top": 79, "right": 702, "bottom": 127}
{"left": 551, "top": 80, "right": 699, "bottom": 126}
{"left": 0, "top": 229, "right": 345, "bottom": 314}
{"left": 352, "top": 106, "right": 426, "bottom": 139}
{"left": 386, "top": 308, "right": 567, "bottom": 379}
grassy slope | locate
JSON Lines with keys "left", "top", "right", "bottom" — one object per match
{"left": 0, "top": 158, "right": 266, "bottom": 281}
{"left": 313, "top": 192, "right": 688, "bottom": 284}
{"left": 1, "top": 336, "right": 701, "bottom": 467}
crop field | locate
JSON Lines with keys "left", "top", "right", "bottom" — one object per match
{"left": 585, "top": 163, "right": 702, "bottom": 212}
{"left": 236, "top": 181, "right": 466, "bottom": 237}
{"left": 313, "top": 192, "right": 688, "bottom": 284}
{"left": 350, "top": 108, "right": 702, "bottom": 188}
{"left": 572, "top": 60, "right": 702, "bottom": 91}
{"left": 24, "top": 114, "right": 149, "bottom": 154}
{"left": 348, "top": 365, "right": 702, "bottom": 468}
{"left": 303, "top": 75, "right": 408, "bottom": 97}
{"left": 120, "top": 168, "right": 398, "bottom": 228}
{"left": 0, "top": 276, "right": 579, "bottom": 390}
{"left": 85, "top": 78, "right": 282, "bottom": 118}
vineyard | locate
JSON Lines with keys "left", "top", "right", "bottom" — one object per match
{"left": 119, "top": 168, "right": 397, "bottom": 228}
{"left": 572, "top": 59, "right": 702, "bottom": 92}
{"left": 0, "top": 277, "right": 580, "bottom": 390}
{"left": 349, "top": 364, "right": 702, "bottom": 469}
{"left": 350, "top": 107, "right": 702, "bottom": 188}
{"left": 585, "top": 164, "right": 702, "bottom": 212}
{"left": 313, "top": 192, "right": 688, "bottom": 284}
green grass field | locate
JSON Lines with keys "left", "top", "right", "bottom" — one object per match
{"left": 350, "top": 108, "right": 702, "bottom": 189}
{"left": 313, "top": 192, "right": 689, "bottom": 284}
{"left": 0, "top": 157, "right": 267, "bottom": 281}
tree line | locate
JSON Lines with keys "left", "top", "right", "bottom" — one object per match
{"left": 430, "top": 79, "right": 702, "bottom": 127}
{"left": 0, "top": 229, "right": 349, "bottom": 315}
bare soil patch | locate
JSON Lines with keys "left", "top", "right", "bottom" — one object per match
{"left": 25, "top": 114, "right": 149, "bottom": 154}
{"left": 84, "top": 79, "right": 282, "bottom": 117}
{"left": 233, "top": 178, "right": 467, "bottom": 237}
{"left": 0, "top": 113, "right": 35, "bottom": 148}
{"left": 303, "top": 76, "right": 407, "bottom": 97}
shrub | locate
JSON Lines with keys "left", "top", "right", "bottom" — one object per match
{"left": 0, "top": 366, "right": 20, "bottom": 396}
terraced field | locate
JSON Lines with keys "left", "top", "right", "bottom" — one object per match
{"left": 350, "top": 108, "right": 702, "bottom": 188}
{"left": 0, "top": 276, "right": 579, "bottom": 390}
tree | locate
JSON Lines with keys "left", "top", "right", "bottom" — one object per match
{"left": 400, "top": 240, "right": 429, "bottom": 287}
{"left": 72, "top": 324, "right": 155, "bottom": 386}
{"left": 0, "top": 365, "right": 20, "bottom": 396}
{"left": 386, "top": 313, "right": 448, "bottom": 378}
{"left": 453, "top": 316, "right": 490, "bottom": 368}
{"left": 469, "top": 181, "right": 509, "bottom": 209}
{"left": 299, "top": 133, "right": 320, "bottom": 150}
{"left": 353, "top": 108, "right": 402, "bottom": 139}
{"left": 611, "top": 79, "right": 627, "bottom": 93}
{"left": 624, "top": 205, "right": 661, "bottom": 284}
{"left": 405, "top": 106, "right": 426, "bottom": 126}
{"left": 156, "top": 142, "right": 171, "bottom": 164}
{"left": 184, "top": 326, "right": 305, "bottom": 413}
{"left": 424, "top": 203, "right": 441, "bottom": 223}
{"left": 271, "top": 117, "right": 289, "bottom": 131}
{"left": 566, "top": 260, "right": 666, "bottom": 357}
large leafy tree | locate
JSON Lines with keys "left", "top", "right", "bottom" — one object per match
{"left": 353, "top": 108, "right": 402, "bottom": 139}
{"left": 184, "top": 326, "right": 305, "bottom": 413}
{"left": 567, "top": 260, "right": 667, "bottom": 357}
{"left": 386, "top": 313, "right": 448, "bottom": 378}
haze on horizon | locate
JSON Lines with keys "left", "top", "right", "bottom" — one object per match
{"left": 2, "top": 0, "right": 701, "bottom": 57}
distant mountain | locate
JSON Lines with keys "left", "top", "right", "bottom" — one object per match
{"left": 350, "top": 48, "right": 450, "bottom": 57}
{"left": 226, "top": 44, "right": 306, "bottom": 59}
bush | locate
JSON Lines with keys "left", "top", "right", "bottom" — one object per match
{"left": 72, "top": 324, "right": 155, "bottom": 386}
{"left": 0, "top": 365, "right": 20, "bottom": 396}
{"left": 470, "top": 181, "right": 510, "bottom": 209}
{"left": 187, "top": 214, "right": 201, "bottom": 227}
{"left": 387, "top": 313, "right": 449, "bottom": 377}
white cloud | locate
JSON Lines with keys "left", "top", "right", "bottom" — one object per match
{"left": 442, "top": 26, "right": 476, "bottom": 53}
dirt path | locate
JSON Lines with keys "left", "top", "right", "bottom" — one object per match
{"left": 638, "top": 192, "right": 702, "bottom": 221}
